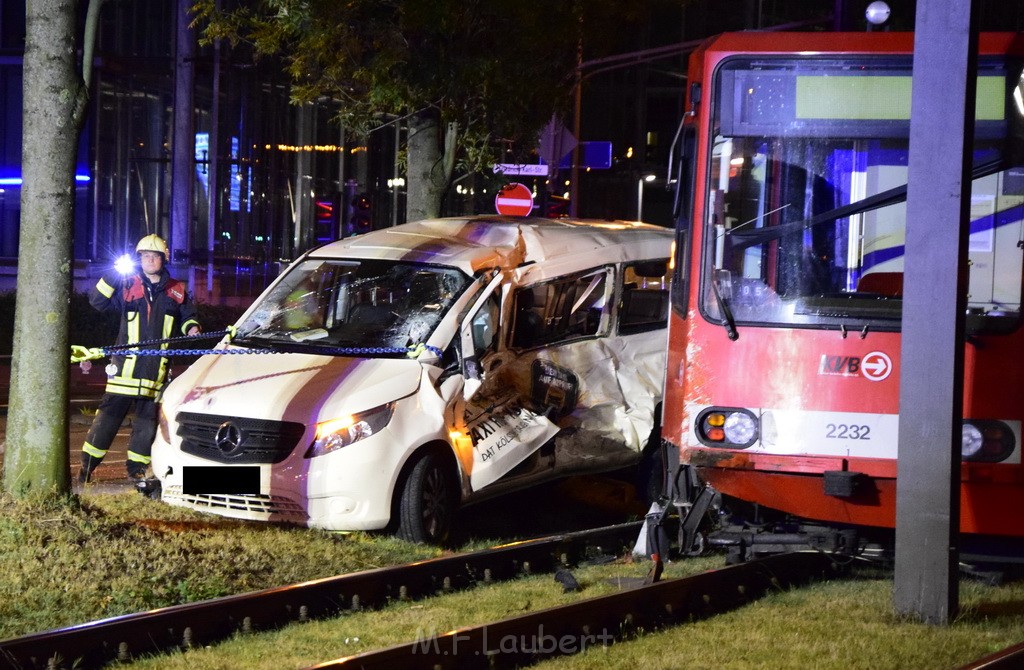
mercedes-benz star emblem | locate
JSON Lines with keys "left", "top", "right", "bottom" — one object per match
{"left": 214, "top": 421, "right": 244, "bottom": 455}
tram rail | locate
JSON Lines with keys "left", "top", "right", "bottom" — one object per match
{"left": 4, "top": 518, "right": 1010, "bottom": 670}
{"left": 310, "top": 551, "right": 844, "bottom": 669}
{"left": 0, "top": 522, "right": 639, "bottom": 670}
{"left": 957, "top": 640, "right": 1024, "bottom": 670}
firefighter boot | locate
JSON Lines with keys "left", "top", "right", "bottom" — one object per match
{"left": 78, "top": 453, "right": 102, "bottom": 484}
{"left": 127, "top": 464, "right": 159, "bottom": 497}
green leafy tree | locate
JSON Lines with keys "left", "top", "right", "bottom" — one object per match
{"left": 4, "top": 0, "right": 103, "bottom": 497}
{"left": 192, "top": 0, "right": 604, "bottom": 219}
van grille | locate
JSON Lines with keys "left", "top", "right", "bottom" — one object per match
{"left": 162, "top": 485, "right": 308, "bottom": 522}
{"left": 176, "top": 412, "right": 307, "bottom": 464}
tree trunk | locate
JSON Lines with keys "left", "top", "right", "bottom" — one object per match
{"left": 4, "top": 0, "right": 88, "bottom": 497}
{"left": 405, "top": 110, "right": 456, "bottom": 221}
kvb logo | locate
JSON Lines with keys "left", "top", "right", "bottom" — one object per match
{"left": 818, "top": 354, "right": 860, "bottom": 377}
{"left": 818, "top": 351, "right": 892, "bottom": 382}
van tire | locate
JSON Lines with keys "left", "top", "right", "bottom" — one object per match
{"left": 396, "top": 452, "right": 457, "bottom": 545}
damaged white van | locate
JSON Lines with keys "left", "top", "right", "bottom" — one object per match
{"left": 151, "top": 216, "right": 672, "bottom": 543}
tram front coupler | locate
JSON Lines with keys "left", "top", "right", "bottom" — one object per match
{"left": 634, "top": 463, "right": 720, "bottom": 582}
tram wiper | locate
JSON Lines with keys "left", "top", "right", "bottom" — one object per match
{"left": 728, "top": 157, "right": 1007, "bottom": 250}
{"left": 710, "top": 269, "right": 739, "bottom": 341}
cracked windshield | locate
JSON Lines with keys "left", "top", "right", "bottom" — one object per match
{"left": 237, "top": 259, "right": 471, "bottom": 353}
{"left": 704, "top": 57, "right": 1024, "bottom": 332}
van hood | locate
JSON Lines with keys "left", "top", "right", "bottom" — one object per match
{"left": 163, "top": 351, "right": 422, "bottom": 424}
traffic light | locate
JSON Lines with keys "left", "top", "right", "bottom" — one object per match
{"left": 346, "top": 193, "right": 373, "bottom": 236}
{"left": 314, "top": 200, "right": 336, "bottom": 242}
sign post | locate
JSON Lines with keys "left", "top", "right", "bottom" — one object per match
{"left": 494, "top": 183, "right": 534, "bottom": 217}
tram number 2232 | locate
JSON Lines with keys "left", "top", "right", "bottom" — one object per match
{"left": 825, "top": 423, "right": 872, "bottom": 440}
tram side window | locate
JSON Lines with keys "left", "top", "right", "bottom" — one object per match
{"left": 511, "top": 269, "right": 610, "bottom": 348}
{"left": 620, "top": 259, "right": 670, "bottom": 335}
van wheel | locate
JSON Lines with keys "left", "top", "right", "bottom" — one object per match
{"left": 397, "top": 452, "right": 456, "bottom": 545}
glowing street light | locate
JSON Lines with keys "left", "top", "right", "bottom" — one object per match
{"left": 637, "top": 174, "right": 656, "bottom": 222}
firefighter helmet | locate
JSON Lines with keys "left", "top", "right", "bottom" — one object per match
{"left": 136, "top": 234, "right": 169, "bottom": 259}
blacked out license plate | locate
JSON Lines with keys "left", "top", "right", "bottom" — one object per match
{"left": 183, "top": 466, "right": 260, "bottom": 495}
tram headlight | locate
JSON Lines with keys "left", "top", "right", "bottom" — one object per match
{"left": 961, "top": 424, "right": 984, "bottom": 459}
{"left": 696, "top": 407, "right": 758, "bottom": 449}
{"left": 724, "top": 412, "right": 757, "bottom": 444}
{"left": 960, "top": 420, "right": 1015, "bottom": 463}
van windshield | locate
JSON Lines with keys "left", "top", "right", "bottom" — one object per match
{"left": 236, "top": 259, "right": 472, "bottom": 353}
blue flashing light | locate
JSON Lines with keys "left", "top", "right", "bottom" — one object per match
{"left": 0, "top": 173, "right": 91, "bottom": 187}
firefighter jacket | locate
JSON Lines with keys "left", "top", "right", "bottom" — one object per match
{"left": 91, "top": 268, "right": 201, "bottom": 398}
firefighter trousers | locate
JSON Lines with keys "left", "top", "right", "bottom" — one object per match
{"left": 80, "top": 393, "right": 158, "bottom": 480}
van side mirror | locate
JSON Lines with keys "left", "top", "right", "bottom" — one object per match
{"left": 471, "top": 307, "right": 496, "bottom": 351}
{"left": 462, "top": 310, "right": 493, "bottom": 400}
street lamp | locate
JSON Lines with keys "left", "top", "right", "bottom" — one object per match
{"left": 865, "top": 1, "right": 891, "bottom": 27}
{"left": 637, "top": 174, "right": 656, "bottom": 221}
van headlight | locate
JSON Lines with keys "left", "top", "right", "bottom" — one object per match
{"left": 306, "top": 403, "right": 395, "bottom": 457}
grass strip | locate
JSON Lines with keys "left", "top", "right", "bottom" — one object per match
{"left": 0, "top": 492, "right": 439, "bottom": 640}
{"left": 1, "top": 491, "right": 1022, "bottom": 670}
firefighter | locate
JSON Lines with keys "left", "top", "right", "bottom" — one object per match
{"left": 78, "top": 234, "right": 201, "bottom": 484}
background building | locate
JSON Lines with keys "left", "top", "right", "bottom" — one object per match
{"left": 1, "top": 0, "right": 1022, "bottom": 301}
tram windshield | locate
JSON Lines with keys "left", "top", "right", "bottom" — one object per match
{"left": 703, "top": 56, "right": 1024, "bottom": 333}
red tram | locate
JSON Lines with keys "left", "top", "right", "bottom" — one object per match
{"left": 662, "top": 32, "right": 1024, "bottom": 552}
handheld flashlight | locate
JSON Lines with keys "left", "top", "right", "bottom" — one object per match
{"left": 114, "top": 253, "right": 135, "bottom": 275}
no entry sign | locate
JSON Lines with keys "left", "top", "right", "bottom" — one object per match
{"left": 495, "top": 183, "right": 534, "bottom": 217}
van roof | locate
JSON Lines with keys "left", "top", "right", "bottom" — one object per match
{"left": 308, "top": 216, "right": 673, "bottom": 275}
